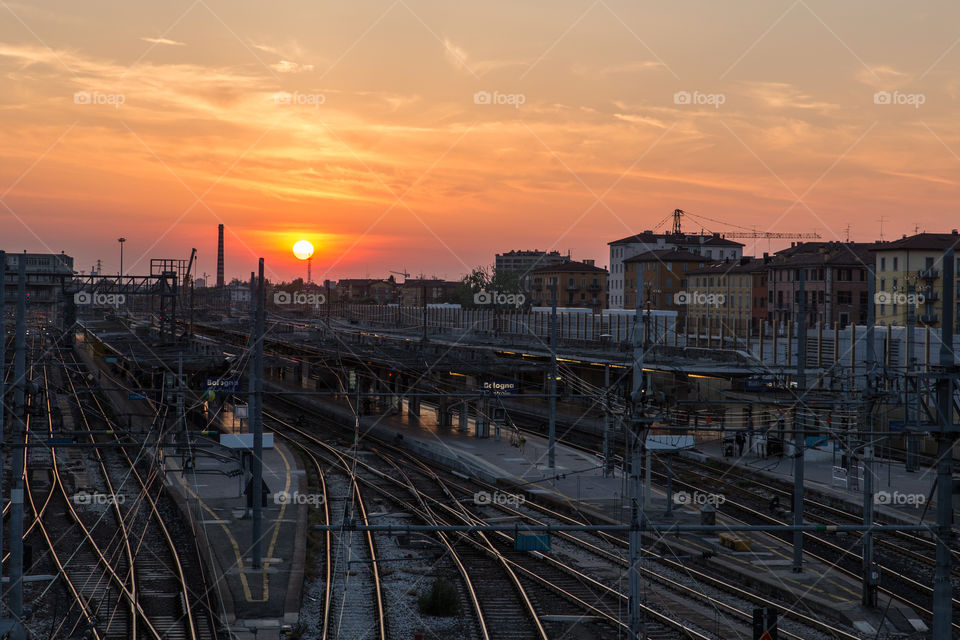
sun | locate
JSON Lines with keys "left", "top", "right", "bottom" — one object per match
{"left": 292, "top": 239, "right": 314, "bottom": 261}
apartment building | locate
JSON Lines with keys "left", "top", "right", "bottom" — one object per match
{"left": 608, "top": 231, "right": 743, "bottom": 309}
{"left": 398, "top": 278, "right": 460, "bottom": 306}
{"left": 686, "top": 256, "right": 769, "bottom": 336}
{"left": 870, "top": 231, "right": 960, "bottom": 330}
{"left": 621, "top": 248, "right": 713, "bottom": 324}
{"left": 337, "top": 278, "right": 397, "bottom": 303}
{"left": 768, "top": 242, "right": 873, "bottom": 330}
{"left": 2, "top": 251, "right": 75, "bottom": 323}
{"left": 530, "top": 259, "right": 607, "bottom": 309}
{"left": 495, "top": 250, "right": 566, "bottom": 290}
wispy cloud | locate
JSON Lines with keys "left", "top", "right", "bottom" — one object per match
{"left": 271, "top": 60, "right": 314, "bottom": 73}
{"left": 441, "top": 37, "right": 526, "bottom": 75}
{"left": 141, "top": 37, "right": 186, "bottom": 47}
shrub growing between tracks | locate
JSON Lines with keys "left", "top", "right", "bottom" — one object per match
{"left": 418, "top": 577, "right": 459, "bottom": 617}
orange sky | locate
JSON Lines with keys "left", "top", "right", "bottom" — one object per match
{"left": 2, "top": 1, "right": 959, "bottom": 282}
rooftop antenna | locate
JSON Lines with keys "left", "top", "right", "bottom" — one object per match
{"left": 844, "top": 223, "right": 851, "bottom": 243}
{"left": 877, "top": 215, "right": 887, "bottom": 241}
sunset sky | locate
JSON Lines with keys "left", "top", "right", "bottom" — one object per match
{"left": 2, "top": 1, "right": 959, "bottom": 283}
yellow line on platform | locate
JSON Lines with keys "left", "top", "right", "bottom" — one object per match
{"left": 175, "top": 445, "right": 292, "bottom": 603}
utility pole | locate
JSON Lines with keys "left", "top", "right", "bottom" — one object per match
{"left": 792, "top": 269, "right": 806, "bottom": 573}
{"left": 905, "top": 282, "right": 918, "bottom": 471}
{"left": 421, "top": 282, "right": 427, "bottom": 343}
{"left": 862, "top": 267, "right": 877, "bottom": 605}
{"left": 932, "top": 248, "right": 956, "bottom": 639}
{"left": 628, "top": 275, "right": 649, "bottom": 639}
{"left": 252, "top": 260, "right": 265, "bottom": 569}
{"left": 548, "top": 281, "right": 557, "bottom": 470}
{"left": 602, "top": 364, "right": 612, "bottom": 477}
{"left": 10, "top": 257, "right": 25, "bottom": 639}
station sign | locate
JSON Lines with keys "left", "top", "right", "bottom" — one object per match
{"left": 128, "top": 392, "right": 147, "bottom": 401}
{"left": 205, "top": 377, "right": 240, "bottom": 392}
{"left": 482, "top": 380, "right": 517, "bottom": 395}
{"left": 514, "top": 534, "right": 550, "bottom": 551}
{"left": 105, "top": 357, "right": 118, "bottom": 363}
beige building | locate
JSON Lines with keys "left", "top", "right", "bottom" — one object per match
{"left": 686, "top": 257, "right": 769, "bottom": 336}
{"left": 870, "top": 231, "right": 960, "bottom": 330}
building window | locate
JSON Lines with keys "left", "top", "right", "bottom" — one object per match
{"left": 893, "top": 257, "right": 898, "bottom": 271}
{"left": 880, "top": 257, "right": 886, "bottom": 271}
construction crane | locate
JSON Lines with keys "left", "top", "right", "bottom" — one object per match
{"left": 389, "top": 269, "right": 410, "bottom": 282}
{"left": 670, "top": 208, "right": 821, "bottom": 240}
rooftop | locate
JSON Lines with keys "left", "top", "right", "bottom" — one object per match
{"left": 623, "top": 247, "right": 717, "bottom": 264}
{"left": 609, "top": 231, "right": 744, "bottom": 248}
{"left": 869, "top": 230, "right": 960, "bottom": 252}
{"left": 531, "top": 259, "right": 607, "bottom": 274}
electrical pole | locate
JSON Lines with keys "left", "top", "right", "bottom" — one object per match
{"left": 932, "top": 248, "right": 956, "bottom": 639}
{"left": 548, "top": 282, "right": 557, "bottom": 470}
{"left": 862, "top": 267, "right": 876, "bottom": 605}
{"left": 792, "top": 269, "right": 806, "bottom": 573}
{"left": 421, "top": 282, "right": 427, "bottom": 343}
{"left": 10, "top": 257, "right": 25, "bottom": 639}
{"left": 628, "top": 273, "right": 648, "bottom": 639}
{"left": 252, "top": 259, "right": 265, "bottom": 569}
{"left": 602, "top": 364, "right": 612, "bottom": 477}
{"left": 905, "top": 282, "right": 918, "bottom": 471}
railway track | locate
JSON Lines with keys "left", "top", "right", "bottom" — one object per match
{"left": 260, "top": 393, "right": 795, "bottom": 639}
{"left": 11, "top": 339, "right": 220, "bottom": 640}
{"left": 647, "top": 455, "right": 960, "bottom": 634}
{"left": 498, "top": 402, "right": 958, "bottom": 634}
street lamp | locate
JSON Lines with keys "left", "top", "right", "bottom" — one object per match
{"left": 117, "top": 237, "right": 126, "bottom": 282}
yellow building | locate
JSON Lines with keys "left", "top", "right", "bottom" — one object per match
{"left": 870, "top": 232, "right": 960, "bottom": 329}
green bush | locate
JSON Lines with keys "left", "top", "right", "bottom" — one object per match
{"left": 418, "top": 577, "right": 459, "bottom": 617}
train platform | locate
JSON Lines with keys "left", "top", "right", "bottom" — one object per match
{"left": 73, "top": 343, "right": 308, "bottom": 640}
{"left": 264, "top": 375, "right": 927, "bottom": 636}
{"left": 163, "top": 436, "right": 307, "bottom": 639}
{"left": 691, "top": 438, "right": 945, "bottom": 525}
{"left": 498, "top": 395, "right": 947, "bottom": 525}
